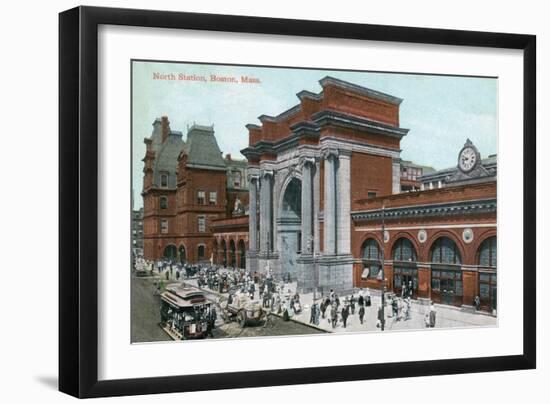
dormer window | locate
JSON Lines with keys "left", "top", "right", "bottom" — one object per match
{"left": 160, "top": 173, "right": 168, "bottom": 188}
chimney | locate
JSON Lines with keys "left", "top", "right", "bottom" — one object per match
{"left": 161, "top": 116, "right": 170, "bottom": 143}
{"left": 226, "top": 153, "right": 232, "bottom": 161}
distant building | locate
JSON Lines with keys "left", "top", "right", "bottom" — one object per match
{"left": 132, "top": 208, "right": 144, "bottom": 255}
{"left": 399, "top": 160, "right": 435, "bottom": 192}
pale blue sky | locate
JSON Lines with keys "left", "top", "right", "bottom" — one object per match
{"left": 132, "top": 61, "right": 497, "bottom": 209}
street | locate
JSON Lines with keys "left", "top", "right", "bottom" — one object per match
{"left": 131, "top": 275, "right": 325, "bottom": 343}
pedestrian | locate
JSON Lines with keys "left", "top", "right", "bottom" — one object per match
{"left": 331, "top": 304, "right": 338, "bottom": 328}
{"left": 350, "top": 295, "right": 356, "bottom": 315}
{"left": 176, "top": 270, "right": 180, "bottom": 280}
{"left": 392, "top": 297, "right": 398, "bottom": 319}
{"left": 310, "top": 303, "right": 317, "bottom": 324}
{"left": 359, "top": 304, "right": 365, "bottom": 325}
{"left": 165, "top": 270, "right": 169, "bottom": 281}
{"left": 474, "top": 295, "right": 481, "bottom": 311}
{"left": 341, "top": 304, "right": 349, "bottom": 328}
{"left": 429, "top": 303, "right": 436, "bottom": 328}
{"left": 358, "top": 293, "right": 364, "bottom": 307}
{"left": 366, "top": 288, "right": 372, "bottom": 307}
{"left": 377, "top": 305, "right": 384, "bottom": 328}
{"left": 263, "top": 307, "right": 273, "bottom": 328}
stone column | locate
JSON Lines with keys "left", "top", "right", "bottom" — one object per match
{"left": 323, "top": 150, "right": 337, "bottom": 255}
{"left": 248, "top": 176, "right": 258, "bottom": 253}
{"left": 313, "top": 157, "right": 321, "bottom": 255}
{"left": 392, "top": 158, "right": 401, "bottom": 194}
{"left": 301, "top": 158, "right": 314, "bottom": 254}
{"left": 336, "top": 150, "right": 351, "bottom": 255}
{"left": 260, "top": 170, "right": 273, "bottom": 253}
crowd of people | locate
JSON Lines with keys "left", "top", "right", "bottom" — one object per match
{"left": 137, "top": 257, "right": 439, "bottom": 331}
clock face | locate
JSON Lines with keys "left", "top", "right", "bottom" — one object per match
{"left": 459, "top": 146, "right": 477, "bottom": 172}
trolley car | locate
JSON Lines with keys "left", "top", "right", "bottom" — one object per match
{"left": 160, "top": 284, "right": 211, "bottom": 340}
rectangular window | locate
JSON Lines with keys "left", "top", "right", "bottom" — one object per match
{"left": 160, "top": 219, "right": 168, "bottom": 234}
{"left": 367, "top": 191, "right": 377, "bottom": 199}
{"left": 197, "top": 190, "right": 205, "bottom": 205}
{"left": 209, "top": 191, "right": 217, "bottom": 205}
{"left": 198, "top": 216, "right": 206, "bottom": 233}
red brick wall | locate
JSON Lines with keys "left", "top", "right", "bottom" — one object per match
{"left": 350, "top": 152, "right": 393, "bottom": 211}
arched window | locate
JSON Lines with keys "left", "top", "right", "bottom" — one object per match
{"left": 362, "top": 238, "right": 381, "bottom": 260}
{"left": 392, "top": 237, "right": 417, "bottom": 262}
{"left": 361, "top": 238, "right": 382, "bottom": 279}
{"left": 197, "top": 245, "right": 205, "bottom": 260}
{"left": 160, "top": 196, "right": 168, "bottom": 209}
{"left": 430, "top": 237, "right": 461, "bottom": 265}
{"left": 478, "top": 236, "right": 497, "bottom": 268}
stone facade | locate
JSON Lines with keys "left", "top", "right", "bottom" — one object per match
{"left": 241, "top": 76, "right": 409, "bottom": 293}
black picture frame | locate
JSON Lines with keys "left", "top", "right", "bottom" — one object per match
{"left": 59, "top": 6, "right": 536, "bottom": 398}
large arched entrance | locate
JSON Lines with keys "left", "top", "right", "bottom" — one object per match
{"left": 163, "top": 244, "right": 177, "bottom": 260}
{"left": 430, "top": 237, "right": 463, "bottom": 306}
{"left": 278, "top": 177, "right": 302, "bottom": 280}
{"left": 392, "top": 237, "right": 418, "bottom": 298}
{"left": 478, "top": 236, "right": 497, "bottom": 312}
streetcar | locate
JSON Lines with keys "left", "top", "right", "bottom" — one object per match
{"left": 160, "top": 284, "right": 211, "bottom": 340}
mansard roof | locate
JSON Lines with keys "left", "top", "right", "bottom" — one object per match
{"left": 182, "top": 124, "right": 227, "bottom": 170}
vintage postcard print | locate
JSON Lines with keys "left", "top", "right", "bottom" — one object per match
{"left": 131, "top": 60, "right": 497, "bottom": 343}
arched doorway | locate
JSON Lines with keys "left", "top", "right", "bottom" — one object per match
{"left": 163, "top": 244, "right": 177, "bottom": 260}
{"left": 229, "top": 240, "right": 236, "bottom": 268}
{"left": 221, "top": 240, "right": 227, "bottom": 267}
{"left": 238, "top": 239, "right": 246, "bottom": 269}
{"left": 360, "top": 238, "right": 382, "bottom": 281}
{"left": 392, "top": 237, "right": 418, "bottom": 298}
{"left": 178, "top": 245, "right": 186, "bottom": 264}
{"left": 478, "top": 236, "right": 497, "bottom": 312}
{"left": 278, "top": 177, "right": 302, "bottom": 280}
{"left": 430, "top": 237, "right": 463, "bottom": 306}
{"left": 197, "top": 245, "right": 206, "bottom": 262}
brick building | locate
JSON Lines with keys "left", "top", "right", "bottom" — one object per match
{"left": 131, "top": 208, "right": 144, "bottom": 254}
{"left": 141, "top": 118, "right": 248, "bottom": 263}
{"left": 239, "top": 76, "right": 496, "bottom": 312}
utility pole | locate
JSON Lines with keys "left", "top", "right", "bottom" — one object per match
{"left": 380, "top": 204, "right": 386, "bottom": 331}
